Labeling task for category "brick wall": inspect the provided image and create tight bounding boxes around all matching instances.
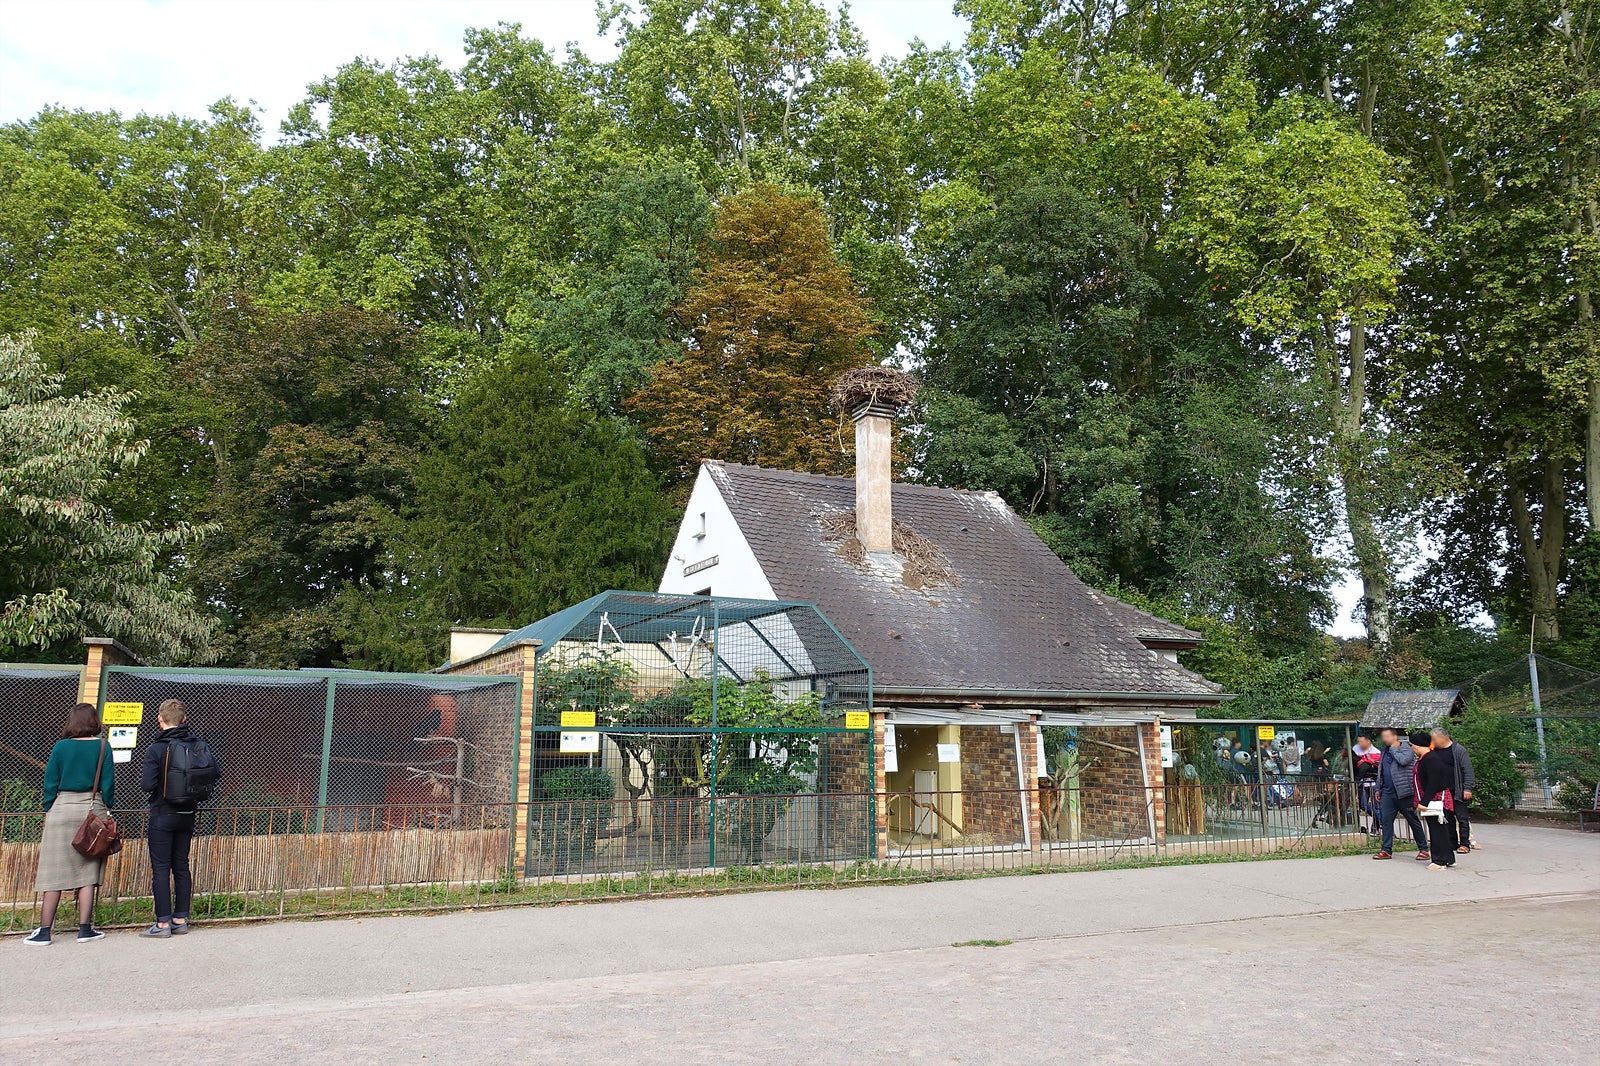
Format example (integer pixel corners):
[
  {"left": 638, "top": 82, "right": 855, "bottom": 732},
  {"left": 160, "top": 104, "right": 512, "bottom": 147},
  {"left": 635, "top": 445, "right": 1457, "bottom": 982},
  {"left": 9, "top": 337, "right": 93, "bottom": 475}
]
[
  {"left": 819, "top": 725, "right": 874, "bottom": 856},
  {"left": 1077, "top": 725, "right": 1149, "bottom": 839},
  {"left": 959, "top": 725, "right": 1024, "bottom": 844}
]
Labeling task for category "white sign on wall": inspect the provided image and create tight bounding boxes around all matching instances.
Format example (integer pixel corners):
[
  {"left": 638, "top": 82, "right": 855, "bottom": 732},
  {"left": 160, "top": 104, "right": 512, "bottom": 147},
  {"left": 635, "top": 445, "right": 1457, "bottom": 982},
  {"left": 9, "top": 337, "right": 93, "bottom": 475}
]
[
  {"left": 560, "top": 731, "right": 600, "bottom": 754},
  {"left": 883, "top": 723, "right": 898, "bottom": 773},
  {"left": 1036, "top": 729, "right": 1048, "bottom": 777},
  {"left": 108, "top": 726, "right": 139, "bottom": 750},
  {"left": 1159, "top": 725, "right": 1175, "bottom": 768},
  {"left": 937, "top": 743, "right": 960, "bottom": 764}
]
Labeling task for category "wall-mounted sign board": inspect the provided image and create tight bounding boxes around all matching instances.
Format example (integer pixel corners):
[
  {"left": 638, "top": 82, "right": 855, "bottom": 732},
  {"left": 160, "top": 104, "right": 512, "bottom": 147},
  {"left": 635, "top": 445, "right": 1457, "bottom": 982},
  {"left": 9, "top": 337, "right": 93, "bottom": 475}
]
[
  {"left": 683, "top": 555, "right": 719, "bottom": 577},
  {"left": 560, "top": 710, "right": 596, "bottom": 728},
  {"left": 844, "top": 711, "right": 870, "bottom": 730},
  {"left": 109, "top": 726, "right": 138, "bottom": 750},
  {"left": 102, "top": 702, "right": 143, "bottom": 725},
  {"left": 560, "top": 731, "right": 600, "bottom": 754},
  {"left": 937, "top": 743, "right": 960, "bottom": 764}
]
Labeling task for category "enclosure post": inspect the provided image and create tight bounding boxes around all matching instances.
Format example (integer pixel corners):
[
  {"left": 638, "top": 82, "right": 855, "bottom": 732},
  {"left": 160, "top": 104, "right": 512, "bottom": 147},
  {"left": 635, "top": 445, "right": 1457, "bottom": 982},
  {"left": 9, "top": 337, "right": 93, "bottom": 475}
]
[
  {"left": 868, "top": 719, "right": 878, "bottom": 861},
  {"left": 1529, "top": 654, "right": 1553, "bottom": 807},
  {"left": 524, "top": 647, "right": 539, "bottom": 876},
  {"left": 508, "top": 673, "right": 523, "bottom": 878},
  {"left": 316, "top": 677, "right": 335, "bottom": 833},
  {"left": 1255, "top": 723, "right": 1269, "bottom": 837},
  {"left": 709, "top": 599, "right": 719, "bottom": 869}
]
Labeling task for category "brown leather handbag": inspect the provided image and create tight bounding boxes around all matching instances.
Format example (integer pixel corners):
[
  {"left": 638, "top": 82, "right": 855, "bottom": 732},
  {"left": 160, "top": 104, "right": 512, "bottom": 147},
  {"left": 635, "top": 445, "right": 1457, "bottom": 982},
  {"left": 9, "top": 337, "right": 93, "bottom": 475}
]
[{"left": 71, "top": 740, "right": 123, "bottom": 859}]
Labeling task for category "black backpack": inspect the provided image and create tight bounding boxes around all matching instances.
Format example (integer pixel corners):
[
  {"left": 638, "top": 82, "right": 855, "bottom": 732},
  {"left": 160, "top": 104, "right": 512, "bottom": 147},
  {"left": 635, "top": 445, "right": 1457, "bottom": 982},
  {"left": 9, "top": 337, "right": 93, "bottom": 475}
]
[{"left": 163, "top": 737, "right": 220, "bottom": 807}]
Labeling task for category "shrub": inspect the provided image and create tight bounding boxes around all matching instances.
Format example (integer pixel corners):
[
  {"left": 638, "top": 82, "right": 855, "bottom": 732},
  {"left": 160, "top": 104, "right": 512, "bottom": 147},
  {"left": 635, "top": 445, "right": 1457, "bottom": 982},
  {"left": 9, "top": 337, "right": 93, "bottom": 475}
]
[
  {"left": 1449, "top": 704, "right": 1527, "bottom": 816},
  {"left": 1545, "top": 717, "right": 1600, "bottom": 813},
  {"left": 717, "top": 769, "right": 802, "bottom": 863},
  {"left": 538, "top": 767, "right": 616, "bottom": 872}
]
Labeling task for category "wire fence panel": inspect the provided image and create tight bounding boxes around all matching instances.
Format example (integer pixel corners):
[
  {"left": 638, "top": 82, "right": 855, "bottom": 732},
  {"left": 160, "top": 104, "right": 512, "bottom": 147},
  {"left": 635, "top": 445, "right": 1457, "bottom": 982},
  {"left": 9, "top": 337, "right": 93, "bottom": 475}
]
[
  {"left": 0, "top": 665, "right": 84, "bottom": 825},
  {"left": 525, "top": 595, "right": 875, "bottom": 874},
  {"left": 99, "top": 667, "right": 522, "bottom": 827}
]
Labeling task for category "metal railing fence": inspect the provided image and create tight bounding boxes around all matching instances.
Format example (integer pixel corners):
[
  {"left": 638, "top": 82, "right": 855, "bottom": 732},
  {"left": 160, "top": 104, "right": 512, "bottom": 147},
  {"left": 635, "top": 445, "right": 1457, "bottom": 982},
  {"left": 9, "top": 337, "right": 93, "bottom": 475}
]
[{"left": 0, "top": 782, "right": 1365, "bottom": 933}]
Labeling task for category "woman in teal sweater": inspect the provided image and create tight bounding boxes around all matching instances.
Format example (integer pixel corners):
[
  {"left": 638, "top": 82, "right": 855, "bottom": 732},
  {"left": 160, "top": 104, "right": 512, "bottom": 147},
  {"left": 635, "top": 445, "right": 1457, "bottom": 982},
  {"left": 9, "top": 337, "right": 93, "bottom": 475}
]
[{"left": 24, "top": 703, "right": 115, "bottom": 945}]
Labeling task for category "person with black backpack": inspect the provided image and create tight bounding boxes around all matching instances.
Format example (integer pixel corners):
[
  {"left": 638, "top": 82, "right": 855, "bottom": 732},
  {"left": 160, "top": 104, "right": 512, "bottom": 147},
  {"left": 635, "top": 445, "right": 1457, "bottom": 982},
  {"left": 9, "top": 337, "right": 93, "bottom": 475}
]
[{"left": 138, "top": 699, "right": 219, "bottom": 939}]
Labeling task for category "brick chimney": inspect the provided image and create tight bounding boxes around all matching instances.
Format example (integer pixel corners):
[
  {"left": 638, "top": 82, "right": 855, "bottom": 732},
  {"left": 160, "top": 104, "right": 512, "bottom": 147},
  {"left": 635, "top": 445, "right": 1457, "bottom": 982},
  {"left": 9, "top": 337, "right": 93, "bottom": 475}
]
[{"left": 852, "top": 400, "right": 897, "bottom": 553}]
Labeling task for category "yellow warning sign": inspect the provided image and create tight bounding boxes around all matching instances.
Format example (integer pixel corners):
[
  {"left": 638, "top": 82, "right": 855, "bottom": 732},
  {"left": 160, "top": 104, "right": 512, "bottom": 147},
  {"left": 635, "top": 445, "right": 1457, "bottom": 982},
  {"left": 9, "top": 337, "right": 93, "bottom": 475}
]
[
  {"left": 1257, "top": 725, "right": 1276, "bottom": 741},
  {"left": 102, "top": 702, "right": 144, "bottom": 725},
  {"left": 844, "top": 711, "right": 871, "bottom": 731},
  {"left": 560, "top": 710, "right": 596, "bottom": 728}
]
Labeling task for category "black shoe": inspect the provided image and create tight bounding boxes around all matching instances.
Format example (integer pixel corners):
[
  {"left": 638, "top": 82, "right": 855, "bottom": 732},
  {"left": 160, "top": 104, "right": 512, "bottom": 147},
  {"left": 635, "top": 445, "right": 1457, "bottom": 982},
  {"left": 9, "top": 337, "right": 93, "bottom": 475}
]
[
  {"left": 139, "top": 924, "right": 172, "bottom": 939},
  {"left": 170, "top": 921, "right": 190, "bottom": 935},
  {"left": 22, "top": 928, "right": 51, "bottom": 946},
  {"left": 76, "top": 927, "right": 105, "bottom": 943}
]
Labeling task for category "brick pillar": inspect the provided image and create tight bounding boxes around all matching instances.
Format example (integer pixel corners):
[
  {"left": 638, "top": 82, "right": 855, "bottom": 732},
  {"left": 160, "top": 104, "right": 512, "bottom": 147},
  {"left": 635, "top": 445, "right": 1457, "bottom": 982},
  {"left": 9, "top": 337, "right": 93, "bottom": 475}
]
[
  {"left": 81, "top": 637, "right": 142, "bottom": 705},
  {"left": 1015, "top": 719, "right": 1044, "bottom": 851},
  {"left": 1137, "top": 720, "right": 1167, "bottom": 844},
  {"left": 440, "top": 639, "right": 541, "bottom": 872},
  {"left": 872, "top": 712, "right": 889, "bottom": 859}
]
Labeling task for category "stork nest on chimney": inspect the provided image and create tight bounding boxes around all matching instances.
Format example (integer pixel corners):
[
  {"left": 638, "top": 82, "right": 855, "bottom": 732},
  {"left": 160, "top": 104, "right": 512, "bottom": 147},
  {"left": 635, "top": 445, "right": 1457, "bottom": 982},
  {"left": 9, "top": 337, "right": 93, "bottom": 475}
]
[
  {"left": 819, "top": 511, "right": 958, "bottom": 591},
  {"left": 830, "top": 366, "right": 920, "bottom": 414}
]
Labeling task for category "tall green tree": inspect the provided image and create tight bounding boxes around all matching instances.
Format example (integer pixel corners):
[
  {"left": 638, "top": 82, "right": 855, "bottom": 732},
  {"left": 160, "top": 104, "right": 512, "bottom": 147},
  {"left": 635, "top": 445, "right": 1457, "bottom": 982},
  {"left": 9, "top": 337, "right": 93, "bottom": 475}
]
[
  {"left": 407, "top": 351, "right": 675, "bottom": 629},
  {"left": 532, "top": 165, "right": 711, "bottom": 412},
  {"left": 188, "top": 302, "right": 431, "bottom": 666},
  {"left": 919, "top": 173, "right": 1331, "bottom": 644},
  {"left": 0, "top": 333, "right": 216, "bottom": 661},
  {"left": 1176, "top": 98, "right": 1421, "bottom": 646}
]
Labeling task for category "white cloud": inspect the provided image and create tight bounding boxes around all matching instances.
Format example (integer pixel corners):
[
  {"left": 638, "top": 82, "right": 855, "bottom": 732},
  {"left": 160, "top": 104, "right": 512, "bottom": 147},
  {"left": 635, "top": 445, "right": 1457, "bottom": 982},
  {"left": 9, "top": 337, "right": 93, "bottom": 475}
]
[{"left": 0, "top": 0, "right": 970, "bottom": 132}]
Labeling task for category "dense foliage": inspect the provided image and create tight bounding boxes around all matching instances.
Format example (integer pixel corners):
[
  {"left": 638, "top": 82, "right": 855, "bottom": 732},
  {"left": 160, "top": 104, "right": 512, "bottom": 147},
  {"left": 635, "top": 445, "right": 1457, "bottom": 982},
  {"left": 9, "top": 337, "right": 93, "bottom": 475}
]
[{"left": 3, "top": 1, "right": 1597, "bottom": 700}]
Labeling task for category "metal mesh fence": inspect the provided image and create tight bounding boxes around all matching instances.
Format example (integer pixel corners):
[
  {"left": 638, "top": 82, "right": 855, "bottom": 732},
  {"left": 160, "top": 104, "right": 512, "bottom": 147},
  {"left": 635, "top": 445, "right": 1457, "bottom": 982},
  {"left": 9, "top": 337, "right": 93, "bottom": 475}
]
[
  {"left": 0, "top": 665, "right": 85, "bottom": 833},
  {"left": 1457, "top": 655, "right": 1600, "bottom": 809},
  {"left": 1165, "top": 720, "right": 1359, "bottom": 839},
  {"left": 524, "top": 594, "right": 874, "bottom": 873},
  {"left": 99, "top": 667, "right": 522, "bottom": 830}
]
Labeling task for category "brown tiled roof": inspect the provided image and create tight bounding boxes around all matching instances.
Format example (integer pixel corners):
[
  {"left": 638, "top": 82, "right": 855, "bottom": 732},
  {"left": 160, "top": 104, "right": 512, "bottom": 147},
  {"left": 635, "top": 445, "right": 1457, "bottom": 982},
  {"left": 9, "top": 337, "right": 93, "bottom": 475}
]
[{"left": 706, "top": 462, "right": 1222, "bottom": 703}]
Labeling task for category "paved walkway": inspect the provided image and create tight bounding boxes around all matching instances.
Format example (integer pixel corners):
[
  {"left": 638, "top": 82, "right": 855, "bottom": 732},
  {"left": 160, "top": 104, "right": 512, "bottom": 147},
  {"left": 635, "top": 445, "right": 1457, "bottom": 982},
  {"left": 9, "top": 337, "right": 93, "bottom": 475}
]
[{"left": 2, "top": 822, "right": 1596, "bottom": 1063}]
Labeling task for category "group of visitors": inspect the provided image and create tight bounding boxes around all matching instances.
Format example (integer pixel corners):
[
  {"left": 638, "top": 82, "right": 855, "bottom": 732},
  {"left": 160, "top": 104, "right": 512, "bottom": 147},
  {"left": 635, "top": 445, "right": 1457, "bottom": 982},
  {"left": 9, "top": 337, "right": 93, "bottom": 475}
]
[
  {"left": 22, "top": 699, "right": 217, "bottom": 945},
  {"left": 1370, "top": 725, "right": 1480, "bottom": 870}
]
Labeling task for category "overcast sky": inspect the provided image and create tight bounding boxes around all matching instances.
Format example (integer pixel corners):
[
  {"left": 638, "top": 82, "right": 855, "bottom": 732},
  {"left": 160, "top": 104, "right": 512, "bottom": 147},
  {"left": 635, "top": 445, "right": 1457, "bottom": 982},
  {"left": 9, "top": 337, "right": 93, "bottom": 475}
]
[{"left": 0, "top": 0, "right": 971, "bottom": 132}]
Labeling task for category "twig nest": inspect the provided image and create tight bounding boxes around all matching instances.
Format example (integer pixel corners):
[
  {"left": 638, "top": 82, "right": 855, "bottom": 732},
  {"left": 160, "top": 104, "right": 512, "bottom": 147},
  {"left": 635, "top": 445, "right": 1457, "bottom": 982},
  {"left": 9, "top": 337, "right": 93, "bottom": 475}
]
[{"left": 830, "top": 366, "right": 919, "bottom": 415}]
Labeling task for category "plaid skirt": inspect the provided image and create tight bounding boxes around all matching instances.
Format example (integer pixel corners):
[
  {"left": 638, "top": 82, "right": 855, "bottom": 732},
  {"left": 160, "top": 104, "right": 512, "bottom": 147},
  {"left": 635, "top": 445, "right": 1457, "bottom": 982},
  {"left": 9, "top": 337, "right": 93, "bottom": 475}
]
[{"left": 35, "top": 791, "right": 107, "bottom": 892}]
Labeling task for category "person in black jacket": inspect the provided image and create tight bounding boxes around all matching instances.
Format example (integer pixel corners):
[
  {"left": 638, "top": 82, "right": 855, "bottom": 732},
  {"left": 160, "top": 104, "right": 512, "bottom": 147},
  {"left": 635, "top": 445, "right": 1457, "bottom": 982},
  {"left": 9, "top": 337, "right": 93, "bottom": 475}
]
[
  {"left": 1432, "top": 727, "right": 1479, "bottom": 853},
  {"left": 1412, "top": 731, "right": 1459, "bottom": 869},
  {"left": 139, "top": 700, "right": 202, "bottom": 938}
]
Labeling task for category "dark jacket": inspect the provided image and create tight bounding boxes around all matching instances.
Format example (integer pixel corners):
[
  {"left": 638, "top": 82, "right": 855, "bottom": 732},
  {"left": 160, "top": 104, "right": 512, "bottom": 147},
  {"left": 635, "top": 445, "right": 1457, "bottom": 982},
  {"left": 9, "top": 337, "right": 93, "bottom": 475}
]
[
  {"left": 141, "top": 724, "right": 203, "bottom": 831},
  {"left": 1416, "top": 745, "right": 1457, "bottom": 804},
  {"left": 1447, "top": 742, "right": 1475, "bottom": 800},
  {"left": 1380, "top": 742, "right": 1417, "bottom": 801}
]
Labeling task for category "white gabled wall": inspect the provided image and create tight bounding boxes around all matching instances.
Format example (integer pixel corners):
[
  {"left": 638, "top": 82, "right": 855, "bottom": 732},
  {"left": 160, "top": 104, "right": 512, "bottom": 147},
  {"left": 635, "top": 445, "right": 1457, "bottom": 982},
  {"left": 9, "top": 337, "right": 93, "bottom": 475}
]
[{"left": 657, "top": 464, "right": 777, "bottom": 600}]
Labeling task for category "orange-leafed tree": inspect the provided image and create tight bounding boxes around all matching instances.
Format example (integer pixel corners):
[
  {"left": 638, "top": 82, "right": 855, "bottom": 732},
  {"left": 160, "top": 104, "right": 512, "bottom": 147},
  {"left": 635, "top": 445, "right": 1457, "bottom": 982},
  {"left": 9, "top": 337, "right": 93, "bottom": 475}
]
[{"left": 630, "top": 183, "right": 874, "bottom": 483}]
